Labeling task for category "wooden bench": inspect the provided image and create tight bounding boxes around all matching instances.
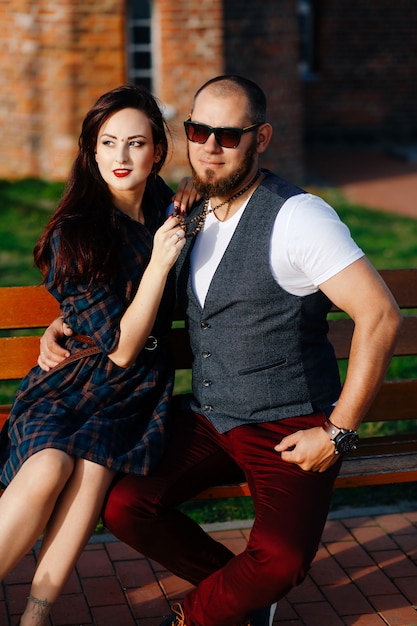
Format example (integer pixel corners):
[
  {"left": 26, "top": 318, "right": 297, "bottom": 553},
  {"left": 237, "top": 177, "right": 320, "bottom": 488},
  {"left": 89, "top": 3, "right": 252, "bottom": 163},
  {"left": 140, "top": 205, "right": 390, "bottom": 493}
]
[{"left": 1, "top": 269, "right": 417, "bottom": 497}]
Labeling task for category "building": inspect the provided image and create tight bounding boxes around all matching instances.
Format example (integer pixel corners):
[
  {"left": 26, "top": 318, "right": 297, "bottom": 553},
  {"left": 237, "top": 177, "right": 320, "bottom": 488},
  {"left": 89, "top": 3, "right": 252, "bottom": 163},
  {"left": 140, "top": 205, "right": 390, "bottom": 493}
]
[{"left": 1, "top": 1, "right": 416, "bottom": 184}]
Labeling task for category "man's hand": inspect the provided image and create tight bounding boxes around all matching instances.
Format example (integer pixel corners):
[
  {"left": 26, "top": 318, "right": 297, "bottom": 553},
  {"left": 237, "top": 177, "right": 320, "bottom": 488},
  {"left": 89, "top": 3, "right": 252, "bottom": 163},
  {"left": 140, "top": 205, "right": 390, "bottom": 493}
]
[
  {"left": 275, "top": 426, "right": 338, "bottom": 472},
  {"left": 38, "top": 317, "right": 73, "bottom": 371}
]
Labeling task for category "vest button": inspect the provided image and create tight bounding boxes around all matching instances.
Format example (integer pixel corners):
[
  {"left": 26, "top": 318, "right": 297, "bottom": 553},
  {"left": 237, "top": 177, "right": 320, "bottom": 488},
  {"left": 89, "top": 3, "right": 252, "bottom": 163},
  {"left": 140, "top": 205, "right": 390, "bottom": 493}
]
[
  {"left": 201, "top": 322, "right": 211, "bottom": 329},
  {"left": 202, "top": 379, "right": 211, "bottom": 387},
  {"left": 203, "top": 404, "right": 213, "bottom": 412},
  {"left": 202, "top": 351, "right": 211, "bottom": 358}
]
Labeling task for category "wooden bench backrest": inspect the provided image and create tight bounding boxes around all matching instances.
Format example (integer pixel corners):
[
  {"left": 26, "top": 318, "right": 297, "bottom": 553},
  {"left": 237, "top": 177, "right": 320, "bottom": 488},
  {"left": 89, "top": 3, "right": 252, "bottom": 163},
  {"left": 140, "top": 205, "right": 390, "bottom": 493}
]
[
  {"left": 1, "top": 269, "right": 417, "bottom": 428},
  {"left": 0, "top": 287, "right": 60, "bottom": 379}
]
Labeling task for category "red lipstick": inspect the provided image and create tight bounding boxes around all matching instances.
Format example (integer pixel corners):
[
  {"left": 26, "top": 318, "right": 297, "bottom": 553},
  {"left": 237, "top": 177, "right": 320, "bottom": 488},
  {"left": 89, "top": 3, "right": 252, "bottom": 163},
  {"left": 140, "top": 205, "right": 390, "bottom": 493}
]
[{"left": 113, "top": 169, "right": 130, "bottom": 178}]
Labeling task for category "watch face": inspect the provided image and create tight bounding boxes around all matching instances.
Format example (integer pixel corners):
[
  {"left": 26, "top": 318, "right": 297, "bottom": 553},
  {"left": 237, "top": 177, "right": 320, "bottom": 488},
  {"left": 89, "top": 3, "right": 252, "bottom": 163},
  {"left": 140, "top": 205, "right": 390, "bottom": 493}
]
[{"left": 335, "top": 431, "right": 359, "bottom": 454}]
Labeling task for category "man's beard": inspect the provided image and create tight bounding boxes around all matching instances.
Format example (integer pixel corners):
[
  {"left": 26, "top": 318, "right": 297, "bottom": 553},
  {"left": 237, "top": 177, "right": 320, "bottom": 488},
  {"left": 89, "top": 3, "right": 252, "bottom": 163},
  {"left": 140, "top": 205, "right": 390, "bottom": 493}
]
[{"left": 188, "top": 139, "right": 258, "bottom": 198}]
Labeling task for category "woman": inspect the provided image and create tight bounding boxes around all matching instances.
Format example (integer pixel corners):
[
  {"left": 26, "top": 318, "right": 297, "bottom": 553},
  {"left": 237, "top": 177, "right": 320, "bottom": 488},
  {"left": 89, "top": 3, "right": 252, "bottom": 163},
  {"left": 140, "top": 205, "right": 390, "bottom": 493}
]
[{"left": 0, "top": 84, "right": 187, "bottom": 626}]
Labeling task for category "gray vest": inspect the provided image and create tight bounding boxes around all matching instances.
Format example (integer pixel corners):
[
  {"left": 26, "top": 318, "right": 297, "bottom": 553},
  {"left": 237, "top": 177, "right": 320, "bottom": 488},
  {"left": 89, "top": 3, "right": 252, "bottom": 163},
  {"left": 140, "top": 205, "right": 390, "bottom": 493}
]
[{"left": 176, "top": 171, "right": 341, "bottom": 433}]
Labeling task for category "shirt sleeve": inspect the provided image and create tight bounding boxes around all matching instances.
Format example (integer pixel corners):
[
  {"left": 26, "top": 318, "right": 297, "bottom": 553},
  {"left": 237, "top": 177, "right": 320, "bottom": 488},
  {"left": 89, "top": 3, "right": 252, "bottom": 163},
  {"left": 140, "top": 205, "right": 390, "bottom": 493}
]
[
  {"left": 59, "top": 282, "right": 124, "bottom": 354},
  {"left": 270, "top": 193, "right": 365, "bottom": 296}
]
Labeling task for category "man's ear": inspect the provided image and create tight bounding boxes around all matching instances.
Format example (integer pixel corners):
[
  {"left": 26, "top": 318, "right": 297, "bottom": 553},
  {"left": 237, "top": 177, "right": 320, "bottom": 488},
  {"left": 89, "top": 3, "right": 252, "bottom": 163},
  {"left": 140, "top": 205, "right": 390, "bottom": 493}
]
[{"left": 255, "top": 123, "right": 273, "bottom": 154}]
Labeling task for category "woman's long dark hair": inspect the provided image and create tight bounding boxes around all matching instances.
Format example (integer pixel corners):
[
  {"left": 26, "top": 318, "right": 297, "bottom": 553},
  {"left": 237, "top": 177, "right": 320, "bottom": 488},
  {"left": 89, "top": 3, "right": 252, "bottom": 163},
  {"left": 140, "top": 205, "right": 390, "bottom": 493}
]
[{"left": 34, "top": 84, "right": 169, "bottom": 288}]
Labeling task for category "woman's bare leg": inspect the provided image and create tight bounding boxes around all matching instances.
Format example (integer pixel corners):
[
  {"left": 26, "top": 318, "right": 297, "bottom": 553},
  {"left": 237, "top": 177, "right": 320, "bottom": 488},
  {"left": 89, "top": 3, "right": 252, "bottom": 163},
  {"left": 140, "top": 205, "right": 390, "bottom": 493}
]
[
  {"left": 20, "top": 458, "right": 116, "bottom": 626},
  {"left": 0, "top": 449, "right": 74, "bottom": 578}
]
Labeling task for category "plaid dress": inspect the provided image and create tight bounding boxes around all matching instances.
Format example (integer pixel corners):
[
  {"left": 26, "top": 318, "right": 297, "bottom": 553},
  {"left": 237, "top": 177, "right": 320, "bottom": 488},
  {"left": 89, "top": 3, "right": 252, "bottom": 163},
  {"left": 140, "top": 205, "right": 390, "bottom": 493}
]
[{"left": 0, "top": 178, "right": 175, "bottom": 487}]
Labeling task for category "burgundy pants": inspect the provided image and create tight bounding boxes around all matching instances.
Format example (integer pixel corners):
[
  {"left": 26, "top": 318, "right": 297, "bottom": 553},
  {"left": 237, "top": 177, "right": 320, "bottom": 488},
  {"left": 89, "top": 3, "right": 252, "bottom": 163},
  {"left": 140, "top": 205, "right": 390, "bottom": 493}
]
[{"left": 103, "top": 405, "right": 341, "bottom": 626}]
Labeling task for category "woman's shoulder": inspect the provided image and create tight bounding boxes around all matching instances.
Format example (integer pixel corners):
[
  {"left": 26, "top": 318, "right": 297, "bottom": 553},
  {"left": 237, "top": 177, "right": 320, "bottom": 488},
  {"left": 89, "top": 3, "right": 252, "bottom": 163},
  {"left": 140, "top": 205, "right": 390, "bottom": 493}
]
[{"left": 148, "top": 175, "right": 174, "bottom": 204}]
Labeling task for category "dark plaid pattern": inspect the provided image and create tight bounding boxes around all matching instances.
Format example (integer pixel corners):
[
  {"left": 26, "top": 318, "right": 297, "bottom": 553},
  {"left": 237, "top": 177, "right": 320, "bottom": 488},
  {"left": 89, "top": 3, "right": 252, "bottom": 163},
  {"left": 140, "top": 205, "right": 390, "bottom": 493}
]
[{"left": 0, "top": 179, "right": 176, "bottom": 486}]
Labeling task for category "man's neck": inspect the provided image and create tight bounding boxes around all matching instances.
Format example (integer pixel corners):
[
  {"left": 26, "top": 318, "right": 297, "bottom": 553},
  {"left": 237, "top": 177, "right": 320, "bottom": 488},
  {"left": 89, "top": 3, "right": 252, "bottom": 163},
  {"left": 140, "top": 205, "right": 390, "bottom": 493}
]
[{"left": 210, "top": 169, "right": 264, "bottom": 222}]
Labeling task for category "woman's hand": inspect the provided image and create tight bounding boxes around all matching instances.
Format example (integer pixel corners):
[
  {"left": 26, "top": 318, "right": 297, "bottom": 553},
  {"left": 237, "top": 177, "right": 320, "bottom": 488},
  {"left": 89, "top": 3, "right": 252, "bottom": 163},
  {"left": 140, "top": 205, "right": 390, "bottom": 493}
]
[
  {"left": 150, "top": 214, "right": 186, "bottom": 272},
  {"left": 172, "top": 177, "right": 201, "bottom": 216}
]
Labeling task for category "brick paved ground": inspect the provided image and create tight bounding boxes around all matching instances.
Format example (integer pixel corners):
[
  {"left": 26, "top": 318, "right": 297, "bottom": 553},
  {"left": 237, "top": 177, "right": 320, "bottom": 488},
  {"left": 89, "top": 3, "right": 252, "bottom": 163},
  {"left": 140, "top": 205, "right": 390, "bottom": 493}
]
[{"left": 2, "top": 508, "right": 417, "bottom": 626}]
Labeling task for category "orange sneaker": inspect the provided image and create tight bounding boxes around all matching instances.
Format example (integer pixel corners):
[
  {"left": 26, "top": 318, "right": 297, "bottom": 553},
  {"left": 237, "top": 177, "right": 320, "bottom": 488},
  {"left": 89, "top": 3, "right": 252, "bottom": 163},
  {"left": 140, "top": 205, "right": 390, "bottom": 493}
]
[{"left": 160, "top": 602, "right": 187, "bottom": 626}]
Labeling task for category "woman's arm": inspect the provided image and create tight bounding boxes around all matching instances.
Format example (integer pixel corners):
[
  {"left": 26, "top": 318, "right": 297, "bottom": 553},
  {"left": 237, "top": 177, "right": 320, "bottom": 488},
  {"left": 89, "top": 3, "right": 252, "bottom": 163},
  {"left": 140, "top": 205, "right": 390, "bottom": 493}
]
[
  {"left": 38, "top": 215, "right": 185, "bottom": 371},
  {"left": 108, "top": 215, "right": 184, "bottom": 367}
]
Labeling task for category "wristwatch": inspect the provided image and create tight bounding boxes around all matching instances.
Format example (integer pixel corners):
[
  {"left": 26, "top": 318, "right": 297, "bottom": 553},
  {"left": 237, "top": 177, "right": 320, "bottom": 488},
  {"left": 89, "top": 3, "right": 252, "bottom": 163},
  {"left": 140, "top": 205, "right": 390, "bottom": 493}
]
[{"left": 322, "top": 419, "right": 359, "bottom": 455}]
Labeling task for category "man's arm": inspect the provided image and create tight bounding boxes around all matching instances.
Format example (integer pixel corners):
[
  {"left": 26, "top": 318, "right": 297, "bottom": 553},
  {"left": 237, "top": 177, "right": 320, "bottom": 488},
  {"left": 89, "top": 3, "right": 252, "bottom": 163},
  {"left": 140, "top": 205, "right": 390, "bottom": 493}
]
[
  {"left": 275, "top": 257, "right": 402, "bottom": 472},
  {"left": 38, "top": 317, "right": 73, "bottom": 371}
]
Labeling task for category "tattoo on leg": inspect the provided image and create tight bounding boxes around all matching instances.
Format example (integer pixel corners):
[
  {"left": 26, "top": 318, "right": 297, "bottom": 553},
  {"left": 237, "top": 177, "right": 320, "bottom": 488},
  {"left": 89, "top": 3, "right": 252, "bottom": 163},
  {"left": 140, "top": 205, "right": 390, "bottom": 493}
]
[{"left": 26, "top": 594, "right": 54, "bottom": 625}]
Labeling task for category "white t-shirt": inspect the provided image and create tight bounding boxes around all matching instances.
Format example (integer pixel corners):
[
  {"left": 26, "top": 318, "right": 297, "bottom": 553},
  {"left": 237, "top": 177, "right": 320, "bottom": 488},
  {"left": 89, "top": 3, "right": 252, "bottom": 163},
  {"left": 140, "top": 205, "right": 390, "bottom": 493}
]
[{"left": 191, "top": 192, "right": 364, "bottom": 307}]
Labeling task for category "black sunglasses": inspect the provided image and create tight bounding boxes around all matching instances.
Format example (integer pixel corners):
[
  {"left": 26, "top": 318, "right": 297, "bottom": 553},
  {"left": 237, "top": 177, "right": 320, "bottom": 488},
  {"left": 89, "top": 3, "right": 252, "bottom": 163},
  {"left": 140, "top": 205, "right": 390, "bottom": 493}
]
[{"left": 184, "top": 119, "right": 262, "bottom": 149}]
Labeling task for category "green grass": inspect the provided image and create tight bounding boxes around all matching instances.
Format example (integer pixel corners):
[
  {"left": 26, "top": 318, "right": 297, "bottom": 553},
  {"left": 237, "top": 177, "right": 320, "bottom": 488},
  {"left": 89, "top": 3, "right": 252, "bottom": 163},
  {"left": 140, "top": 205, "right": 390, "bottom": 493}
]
[
  {"left": 0, "top": 179, "right": 65, "bottom": 286},
  {"left": 2, "top": 179, "right": 417, "bottom": 285},
  {"left": 1, "top": 179, "right": 417, "bottom": 523}
]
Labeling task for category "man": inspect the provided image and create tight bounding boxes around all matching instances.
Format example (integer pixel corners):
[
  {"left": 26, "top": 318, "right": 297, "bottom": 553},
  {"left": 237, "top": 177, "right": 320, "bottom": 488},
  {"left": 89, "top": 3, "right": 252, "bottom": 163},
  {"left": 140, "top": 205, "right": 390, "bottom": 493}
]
[{"left": 40, "top": 76, "right": 401, "bottom": 626}]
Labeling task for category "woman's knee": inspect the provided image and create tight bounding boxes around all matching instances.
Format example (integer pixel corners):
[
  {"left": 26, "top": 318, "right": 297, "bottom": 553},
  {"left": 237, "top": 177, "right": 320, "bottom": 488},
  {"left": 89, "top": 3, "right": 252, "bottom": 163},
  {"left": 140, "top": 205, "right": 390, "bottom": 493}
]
[
  {"left": 21, "top": 449, "right": 74, "bottom": 496},
  {"left": 73, "top": 457, "right": 115, "bottom": 493}
]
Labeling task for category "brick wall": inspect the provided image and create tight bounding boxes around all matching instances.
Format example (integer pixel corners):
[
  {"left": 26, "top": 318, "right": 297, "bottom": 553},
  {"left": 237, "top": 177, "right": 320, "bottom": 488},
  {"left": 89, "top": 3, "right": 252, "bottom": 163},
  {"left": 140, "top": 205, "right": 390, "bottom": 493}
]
[
  {"left": 4, "top": 1, "right": 414, "bottom": 184},
  {"left": 0, "top": 0, "right": 125, "bottom": 181},
  {"left": 222, "top": 0, "right": 303, "bottom": 183},
  {"left": 304, "top": 0, "right": 417, "bottom": 146},
  {"left": 155, "top": 0, "right": 225, "bottom": 182}
]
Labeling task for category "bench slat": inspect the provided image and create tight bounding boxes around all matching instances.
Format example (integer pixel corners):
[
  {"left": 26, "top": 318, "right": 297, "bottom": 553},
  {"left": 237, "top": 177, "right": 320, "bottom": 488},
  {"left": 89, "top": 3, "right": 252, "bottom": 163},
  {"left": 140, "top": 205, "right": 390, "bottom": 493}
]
[
  {"left": 336, "top": 460, "right": 417, "bottom": 488},
  {"left": 379, "top": 268, "right": 417, "bottom": 307},
  {"left": 0, "top": 337, "right": 42, "bottom": 380},
  {"left": 0, "top": 286, "right": 59, "bottom": 329},
  {"left": 365, "top": 379, "right": 417, "bottom": 422}
]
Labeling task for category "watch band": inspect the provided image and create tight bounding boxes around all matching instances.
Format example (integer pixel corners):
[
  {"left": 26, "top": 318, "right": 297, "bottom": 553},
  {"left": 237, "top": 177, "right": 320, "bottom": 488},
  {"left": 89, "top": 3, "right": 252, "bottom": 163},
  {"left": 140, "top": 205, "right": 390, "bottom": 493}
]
[{"left": 322, "top": 419, "right": 349, "bottom": 439}]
